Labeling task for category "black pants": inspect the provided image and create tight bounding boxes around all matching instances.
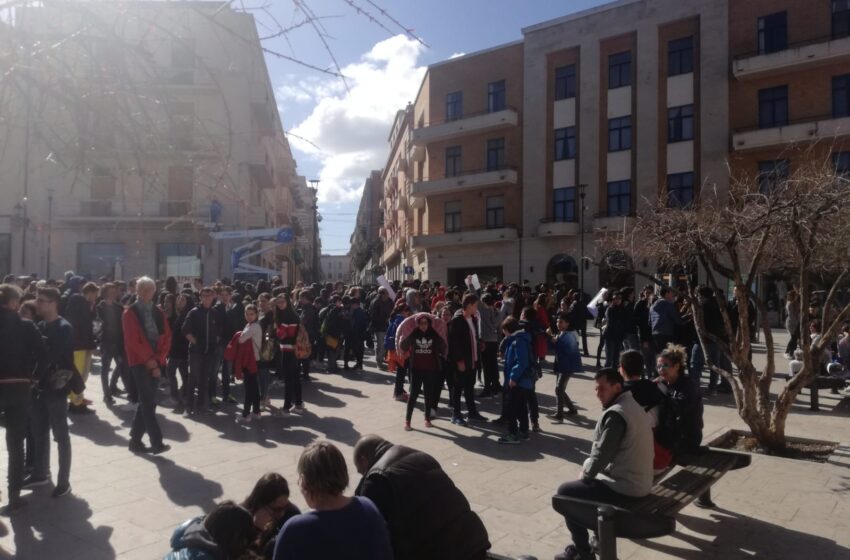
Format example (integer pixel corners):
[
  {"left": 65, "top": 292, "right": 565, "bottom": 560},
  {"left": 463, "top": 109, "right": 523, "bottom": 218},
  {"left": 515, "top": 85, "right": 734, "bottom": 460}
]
[
  {"left": 129, "top": 366, "right": 164, "bottom": 448},
  {"left": 451, "top": 367, "right": 478, "bottom": 419},
  {"left": 243, "top": 374, "right": 260, "bottom": 416},
  {"left": 481, "top": 341, "right": 500, "bottom": 392},
  {"left": 554, "top": 373, "right": 576, "bottom": 414},
  {"left": 406, "top": 369, "right": 436, "bottom": 422},
  {"left": 281, "top": 352, "right": 302, "bottom": 409},
  {"left": 577, "top": 326, "right": 589, "bottom": 356},
  {"left": 785, "top": 331, "right": 800, "bottom": 356},
  {"left": 345, "top": 337, "right": 364, "bottom": 367},
  {"left": 394, "top": 363, "right": 408, "bottom": 397},
  {"left": 556, "top": 479, "right": 638, "bottom": 555},
  {"left": 188, "top": 352, "right": 216, "bottom": 412},
  {"left": 299, "top": 358, "right": 310, "bottom": 378},
  {"left": 432, "top": 367, "right": 447, "bottom": 409},
  {"left": 166, "top": 357, "right": 189, "bottom": 406},
  {"left": 505, "top": 385, "right": 529, "bottom": 435},
  {"left": 100, "top": 346, "right": 129, "bottom": 399},
  {"left": 0, "top": 384, "right": 31, "bottom": 501},
  {"left": 526, "top": 385, "right": 539, "bottom": 423}
]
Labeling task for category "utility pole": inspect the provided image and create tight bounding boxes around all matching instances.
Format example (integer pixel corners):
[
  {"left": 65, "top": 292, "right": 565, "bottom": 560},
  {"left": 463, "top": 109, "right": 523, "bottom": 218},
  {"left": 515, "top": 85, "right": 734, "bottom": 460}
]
[
  {"left": 308, "top": 179, "right": 320, "bottom": 283},
  {"left": 578, "top": 183, "right": 587, "bottom": 297}
]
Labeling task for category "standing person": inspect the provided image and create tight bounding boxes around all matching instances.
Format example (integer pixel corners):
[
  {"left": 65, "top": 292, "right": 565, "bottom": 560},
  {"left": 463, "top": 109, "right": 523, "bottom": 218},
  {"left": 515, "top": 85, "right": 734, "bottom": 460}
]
[
  {"left": 237, "top": 305, "right": 263, "bottom": 424},
  {"left": 122, "top": 277, "right": 172, "bottom": 454},
  {"left": 784, "top": 289, "right": 801, "bottom": 359},
  {"left": 321, "top": 296, "right": 346, "bottom": 373},
  {"left": 296, "top": 292, "right": 319, "bottom": 381},
  {"left": 273, "top": 441, "right": 393, "bottom": 560},
  {"left": 345, "top": 298, "right": 368, "bottom": 371},
  {"left": 385, "top": 303, "right": 411, "bottom": 402},
  {"left": 448, "top": 294, "right": 487, "bottom": 426},
  {"left": 649, "top": 286, "right": 683, "bottom": 364},
  {"left": 567, "top": 292, "right": 590, "bottom": 357},
  {"left": 211, "top": 287, "right": 241, "bottom": 406},
  {"left": 477, "top": 293, "right": 502, "bottom": 398},
  {"left": 26, "top": 287, "right": 72, "bottom": 498},
  {"left": 0, "top": 284, "right": 46, "bottom": 513},
  {"left": 257, "top": 293, "right": 276, "bottom": 409},
  {"left": 690, "top": 286, "right": 732, "bottom": 396},
  {"left": 547, "top": 313, "right": 582, "bottom": 423},
  {"left": 633, "top": 285, "right": 656, "bottom": 377},
  {"left": 65, "top": 281, "right": 98, "bottom": 414},
  {"left": 496, "top": 317, "right": 534, "bottom": 444},
  {"left": 166, "top": 293, "right": 193, "bottom": 414},
  {"left": 399, "top": 315, "right": 445, "bottom": 430},
  {"left": 369, "top": 288, "right": 393, "bottom": 371},
  {"left": 603, "top": 291, "right": 631, "bottom": 369},
  {"left": 274, "top": 295, "right": 303, "bottom": 413},
  {"left": 554, "top": 368, "right": 654, "bottom": 560},
  {"left": 96, "top": 282, "right": 129, "bottom": 405},
  {"left": 183, "top": 287, "right": 220, "bottom": 415}
]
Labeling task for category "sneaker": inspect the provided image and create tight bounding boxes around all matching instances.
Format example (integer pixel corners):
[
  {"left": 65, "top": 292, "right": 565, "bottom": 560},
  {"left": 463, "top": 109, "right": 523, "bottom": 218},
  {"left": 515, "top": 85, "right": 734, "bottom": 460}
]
[
  {"left": 555, "top": 544, "right": 593, "bottom": 560},
  {"left": 451, "top": 417, "right": 468, "bottom": 427},
  {"left": 531, "top": 422, "right": 541, "bottom": 433},
  {"left": 21, "top": 475, "right": 50, "bottom": 490},
  {"left": 404, "top": 422, "right": 412, "bottom": 431},
  {"left": 128, "top": 440, "right": 149, "bottom": 454},
  {"left": 424, "top": 419, "right": 433, "bottom": 428},
  {"left": 498, "top": 433, "right": 521, "bottom": 444},
  {"left": 51, "top": 483, "right": 71, "bottom": 498},
  {"left": 236, "top": 415, "right": 251, "bottom": 424},
  {"left": 225, "top": 395, "right": 238, "bottom": 404},
  {"left": 467, "top": 413, "right": 488, "bottom": 423},
  {"left": 211, "top": 397, "right": 222, "bottom": 405},
  {"left": 394, "top": 394, "right": 409, "bottom": 403},
  {"left": 0, "top": 498, "right": 27, "bottom": 516},
  {"left": 68, "top": 404, "right": 94, "bottom": 415},
  {"left": 150, "top": 444, "right": 171, "bottom": 455},
  {"left": 547, "top": 413, "right": 564, "bottom": 423},
  {"left": 293, "top": 404, "right": 305, "bottom": 413}
]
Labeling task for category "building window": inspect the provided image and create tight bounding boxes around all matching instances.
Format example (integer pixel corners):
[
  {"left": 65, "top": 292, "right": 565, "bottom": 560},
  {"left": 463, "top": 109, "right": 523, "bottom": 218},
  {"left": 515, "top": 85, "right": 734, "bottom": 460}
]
[
  {"left": 608, "top": 51, "right": 631, "bottom": 89},
  {"left": 554, "top": 127, "right": 577, "bottom": 160},
  {"left": 445, "top": 146, "right": 462, "bottom": 177},
  {"left": 486, "top": 196, "right": 505, "bottom": 229},
  {"left": 668, "top": 105, "right": 694, "bottom": 142},
  {"left": 758, "top": 160, "right": 790, "bottom": 194},
  {"left": 833, "top": 74, "right": 850, "bottom": 118},
  {"left": 667, "top": 172, "right": 695, "bottom": 208},
  {"left": 607, "top": 180, "right": 631, "bottom": 216},
  {"left": 446, "top": 91, "right": 463, "bottom": 121},
  {"left": 444, "top": 201, "right": 462, "bottom": 233},
  {"left": 488, "top": 80, "right": 506, "bottom": 112},
  {"left": 555, "top": 65, "right": 576, "bottom": 100},
  {"left": 758, "top": 12, "right": 788, "bottom": 54},
  {"left": 553, "top": 187, "right": 577, "bottom": 222},
  {"left": 608, "top": 116, "right": 632, "bottom": 152},
  {"left": 668, "top": 36, "right": 694, "bottom": 77},
  {"left": 158, "top": 243, "right": 201, "bottom": 280},
  {"left": 834, "top": 0, "right": 850, "bottom": 39},
  {"left": 78, "top": 243, "right": 125, "bottom": 280},
  {"left": 758, "top": 86, "right": 788, "bottom": 128},
  {"left": 834, "top": 151, "right": 850, "bottom": 176},
  {"left": 486, "top": 138, "right": 505, "bottom": 171}
]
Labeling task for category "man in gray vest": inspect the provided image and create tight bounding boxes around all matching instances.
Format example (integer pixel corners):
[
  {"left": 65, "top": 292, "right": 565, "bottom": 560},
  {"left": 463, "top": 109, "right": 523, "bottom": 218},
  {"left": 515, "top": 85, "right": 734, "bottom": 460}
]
[{"left": 555, "top": 368, "right": 654, "bottom": 560}]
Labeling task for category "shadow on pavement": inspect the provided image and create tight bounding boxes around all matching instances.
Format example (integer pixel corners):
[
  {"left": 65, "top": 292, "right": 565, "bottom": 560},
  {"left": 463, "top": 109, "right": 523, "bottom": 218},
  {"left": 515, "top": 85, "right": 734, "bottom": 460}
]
[{"left": 141, "top": 454, "right": 223, "bottom": 512}]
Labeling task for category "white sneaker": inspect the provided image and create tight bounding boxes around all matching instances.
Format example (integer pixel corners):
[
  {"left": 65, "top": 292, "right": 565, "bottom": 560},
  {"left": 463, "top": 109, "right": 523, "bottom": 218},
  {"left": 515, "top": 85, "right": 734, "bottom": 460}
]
[{"left": 236, "top": 415, "right": 251, "bottom": 424}]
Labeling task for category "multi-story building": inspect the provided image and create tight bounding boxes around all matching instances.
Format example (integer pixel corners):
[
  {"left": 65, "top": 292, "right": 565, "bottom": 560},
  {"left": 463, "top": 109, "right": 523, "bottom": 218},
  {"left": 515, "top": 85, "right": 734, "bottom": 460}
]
[
  {"left": 350, "top": 170, "right": 384, "bottom": 285},
  {"left": 320, "top": 254, "right": 351, "bottom": 283},
  {"left": 388, "top": 43, "right": 525, "bottom": 286},
  {"left": 0, "top": 1, "right": 298, "bottom": 281}
]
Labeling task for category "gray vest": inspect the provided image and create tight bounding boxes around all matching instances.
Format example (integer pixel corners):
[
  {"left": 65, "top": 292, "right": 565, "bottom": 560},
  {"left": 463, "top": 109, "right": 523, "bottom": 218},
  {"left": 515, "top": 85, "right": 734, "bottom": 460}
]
[{"left": 589, "top": 391, "right": 654, "bottom": 497}]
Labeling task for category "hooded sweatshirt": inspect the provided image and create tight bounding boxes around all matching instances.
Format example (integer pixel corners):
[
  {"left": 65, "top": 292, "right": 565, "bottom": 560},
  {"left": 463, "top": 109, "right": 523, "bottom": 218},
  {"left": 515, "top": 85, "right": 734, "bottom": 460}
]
[{"left": 163, "top": 517, "right": 223, "bottom": 560}]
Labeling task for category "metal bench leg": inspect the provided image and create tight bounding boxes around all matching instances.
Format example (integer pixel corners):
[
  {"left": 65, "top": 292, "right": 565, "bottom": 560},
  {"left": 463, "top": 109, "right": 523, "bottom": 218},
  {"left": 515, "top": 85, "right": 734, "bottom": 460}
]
[
  {"left": 597, "top": 506, "right": 617, "bottom": 560},
  {"left": 695, "top": 487, "right": 717, "bottom": 509},
  {"left": 810, "top": 386, "right": 819, "bottom": 411}
]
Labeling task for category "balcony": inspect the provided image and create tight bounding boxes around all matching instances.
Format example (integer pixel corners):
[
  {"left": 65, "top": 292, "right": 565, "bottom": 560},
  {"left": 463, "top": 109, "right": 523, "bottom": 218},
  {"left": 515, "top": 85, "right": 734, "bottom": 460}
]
[
  {"left": 56, "top": 199, "right": 211, "bottom": 224},
  {"left": 393, "top": 195, "right": 408, "bottom": 211},
  {"left": 411, "top": 226, "right": 518, "bottom": 249},
  {"left": 536, "top": 219, "right": 580, "bottom": 238},
  {"left": 410, "top": 167, "right": 518, "bottom": 206},
  {"left": 733, "top": 35, "right": 850, "bottom": 81},
  {"left": 411, "top": 108, "right": 519, "bottom": 146},
  {"left": 382, "top": 236, "right": 402, "bottom": 263},
  {"left": 732, "top": 114, "right": 850, "bottom": 152}
]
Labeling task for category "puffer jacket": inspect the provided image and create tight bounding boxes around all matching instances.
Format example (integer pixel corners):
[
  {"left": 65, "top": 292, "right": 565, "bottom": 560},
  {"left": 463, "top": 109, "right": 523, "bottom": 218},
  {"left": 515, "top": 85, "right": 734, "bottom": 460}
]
[
  {"left": 384, "top": 314, "right": 405, "bottom": 351},
  {"left": 163, "top": 517, "right": 223, "bottom": 560},
  {"left": 503, "top": 330, "right": 534, "bottom": 390}
]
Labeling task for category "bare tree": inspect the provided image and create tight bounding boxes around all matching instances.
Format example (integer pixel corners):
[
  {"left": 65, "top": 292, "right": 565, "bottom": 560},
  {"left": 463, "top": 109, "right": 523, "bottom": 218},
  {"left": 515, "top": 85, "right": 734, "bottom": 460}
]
[{"left": 600, "top": 145, "right": 850, "bottom": 451}]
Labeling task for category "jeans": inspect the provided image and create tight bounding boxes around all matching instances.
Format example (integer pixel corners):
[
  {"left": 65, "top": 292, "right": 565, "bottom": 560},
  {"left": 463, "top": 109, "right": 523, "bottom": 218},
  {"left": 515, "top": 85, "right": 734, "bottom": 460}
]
[
  {"left": 129, "top": 365, "right": 164, "bottom": 447},
  {"left": 100, "top": 346, "right": 129, "bottom": 399},
  {"left": 785, "top": 330, "right": 800, "bottom": 356},
  {"left": 209, "top": 346, "right": 231, "bottom": 400},
  {"left": 406, "top": 369, "right": 436, "bottom": 422},
  {"left": 374, "top": 331, "right": 387, "bottom": 367},
  {"left": 556, "top": 479, "right": 638, "bottom": 555},
  {"left": 326, "top": 345, "right": 340, "bottom": 372},
  {"left": 188, "top": 353, "right": 216, "bottom": 412},
  {"left": 505, "top": 385, "right": 529, "bottom": 435},
  {"left": 32, "top": 390, "right": 71, "bottom": 487},
  {"left": 481, "top": 341, "right": 500, "bottom": 392},
  {"left": 243, "top": 374, "right": 260, "bottom": 416},
  {"left": 0, "top": 384, "right": 31, "bottom": 500},
  {"left": 258, "top": 368, "right": 271, "bottom": 400},
  {"left": 554, "top": 373, "right": 576, "bottom": 415},
  {"left": 451, "top": 367, "right": 479, "bottom": 418},
  {"left": 280, "top": 352, "right": 302, "bottom": 409},
  {"left": 166, "top": 357, "right": 189, "bottom": 405},
  {"left": 604, "top": 337, "right": 624, "bottom": 369},
  {"left": 527, "top": 383, "right": 539, "bottom": 423},
  {"left": 640, "top": 340, "right": 656, "bottom": 378},
  {"left": 690, "top": 341, "right": 732, "bottom": 391}
]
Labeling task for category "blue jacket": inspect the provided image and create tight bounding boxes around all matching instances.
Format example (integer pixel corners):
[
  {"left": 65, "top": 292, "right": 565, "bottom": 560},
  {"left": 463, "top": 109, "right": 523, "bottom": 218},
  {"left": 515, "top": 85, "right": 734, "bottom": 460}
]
[
  {"left": 550, "top": 331, "right": 583, "bottom": 376},
  {"left": 163, "top": 517, "right": 221, "bottom": 560},
  {"left": 650, "top": 298, "right": 682, "bottom": 337},
  {"left": 384, "top": 314, "right": 405, "bottom": 351},
  {"left": 503, "top": 331, "right": 534, "bottom": 390}
]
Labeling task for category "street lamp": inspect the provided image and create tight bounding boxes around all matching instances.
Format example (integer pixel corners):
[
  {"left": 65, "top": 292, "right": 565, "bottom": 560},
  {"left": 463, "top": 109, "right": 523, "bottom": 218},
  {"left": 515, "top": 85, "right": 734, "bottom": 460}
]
[
  {"left": 308, "top": 179, "right": 320, "bottom": 283},
  {"left": 578, "top": 184, "right": 587, "bottom": 297}
]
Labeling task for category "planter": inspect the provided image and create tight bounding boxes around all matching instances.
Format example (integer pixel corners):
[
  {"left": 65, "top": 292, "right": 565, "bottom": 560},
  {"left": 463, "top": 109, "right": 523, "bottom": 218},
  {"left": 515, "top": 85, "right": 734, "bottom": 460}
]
[{"left": 708, "top": 428, "right": 839, "bottom": 463}]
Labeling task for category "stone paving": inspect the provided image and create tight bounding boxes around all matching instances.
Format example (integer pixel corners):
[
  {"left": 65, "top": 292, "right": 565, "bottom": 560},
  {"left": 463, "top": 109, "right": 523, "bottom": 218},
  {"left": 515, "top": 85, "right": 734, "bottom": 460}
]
[{"left": 0, "top": 330, "right": 848, "bottom": 559}]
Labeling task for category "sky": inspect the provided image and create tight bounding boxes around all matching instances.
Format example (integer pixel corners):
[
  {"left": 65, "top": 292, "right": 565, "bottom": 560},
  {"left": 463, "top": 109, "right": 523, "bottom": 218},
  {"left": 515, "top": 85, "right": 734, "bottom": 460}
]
[{"left": 256, "top": 0, "right": 611, "bottom": 255}]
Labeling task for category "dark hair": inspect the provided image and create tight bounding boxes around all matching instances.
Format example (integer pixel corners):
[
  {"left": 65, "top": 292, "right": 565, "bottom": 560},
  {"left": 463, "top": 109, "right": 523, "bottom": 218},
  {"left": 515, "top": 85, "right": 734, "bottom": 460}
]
[
  {"left": 659, "top": 286, "right": 674, "bottom": 297},
  {"left": 297, "top": 441, "right": 349, "bottom": 498},
  {"left": 521, "top": 306, "right": 537, "bottom": 322},
  {"left": 242, "top": 473, "right": 291, "bottom": 514},
  {"left": 556, "top": 312, "right": 571, "bottom": 326},
  {"left": 481, "top": 293, "right": 494, "bottom": 305},
  {"left": 82, "top": 282, "right": 99, "bottom": 295},
  {"left": 203, "top": 501, "right": 255, "bottom": 559},
  {"left": 19, "top": 301, "right": 37, "bottom": 318},
  {"left": 594, "top": 367, "right": 624, "bottom": 386},
  {"left": 392, "top": 301, "right": 409, "bottom": 315},
  {"left": 501, "top": 316, "right": 520, "bottom": 334},
  {"left": 200, "top": 287, "right": 215, "bottom": 295},
  {"left": 37, "top": 287, "right": 61, "bottom": 304},
  {"left": 461, "top": 293, "right": 479, "bottom": 308},
  {"left": 619, "top": 349, "right": 644, "bottom": 378},
  {"left": 0, "top": 283, "right": 23, "bottom": 306}
]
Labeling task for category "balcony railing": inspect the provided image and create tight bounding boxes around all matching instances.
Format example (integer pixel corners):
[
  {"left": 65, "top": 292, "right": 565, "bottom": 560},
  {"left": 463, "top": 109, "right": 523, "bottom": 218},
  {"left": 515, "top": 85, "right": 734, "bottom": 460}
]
[
  {"left": 411, "top": 166, "right": 518, "bottom": 201},
  {"left": 410, "top": 224, "right": 518, "bottom": 249},
  {"left": 411, "top": 107, "right": 519, "bottom": 145},
  {"left": 732, "top": 113, "right": 850, "bottom": 151},
  {"left": 733, "top": 33, "right": 850, "bottom": 80},
  {"left": 56, "top": 199, "right": 214, "bottom": 223}
]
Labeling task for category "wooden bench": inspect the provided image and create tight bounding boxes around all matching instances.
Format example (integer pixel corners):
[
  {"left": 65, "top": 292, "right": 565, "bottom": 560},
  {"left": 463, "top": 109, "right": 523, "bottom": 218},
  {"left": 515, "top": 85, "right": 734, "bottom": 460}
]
[
  {"left": 779, "top": 374, "right": 846, "bottom": 411},
  {"left": 551, "top": 447, "right": 751, "bottom": 560},
  {"left": 486, "top": 553, "right": 537, "bottom": 560}
]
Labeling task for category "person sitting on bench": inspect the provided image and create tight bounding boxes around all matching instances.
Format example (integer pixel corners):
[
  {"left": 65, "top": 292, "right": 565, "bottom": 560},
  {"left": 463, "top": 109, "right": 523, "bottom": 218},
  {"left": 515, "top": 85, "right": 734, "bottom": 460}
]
[
  {"left": 655, "top": 344, "right": 704, "bottom": 464},
  {"left": 555, "top": 368, "right": 653, "bottom": 560},
  {"left": 619, "top": 349, "right": 672, "bottom": 474}
]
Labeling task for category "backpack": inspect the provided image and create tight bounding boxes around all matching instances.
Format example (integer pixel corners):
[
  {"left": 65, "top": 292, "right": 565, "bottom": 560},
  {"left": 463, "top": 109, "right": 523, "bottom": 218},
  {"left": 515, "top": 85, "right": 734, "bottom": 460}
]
[{"left": 295, "top": 325, "right": 312, "bottom": 360}]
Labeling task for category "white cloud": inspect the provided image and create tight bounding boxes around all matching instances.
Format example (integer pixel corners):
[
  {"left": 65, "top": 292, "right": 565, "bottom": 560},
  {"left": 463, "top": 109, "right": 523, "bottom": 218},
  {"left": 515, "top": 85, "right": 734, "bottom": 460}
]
[{"left": 278, "top": 35, "right": 427, "bottom": 204}]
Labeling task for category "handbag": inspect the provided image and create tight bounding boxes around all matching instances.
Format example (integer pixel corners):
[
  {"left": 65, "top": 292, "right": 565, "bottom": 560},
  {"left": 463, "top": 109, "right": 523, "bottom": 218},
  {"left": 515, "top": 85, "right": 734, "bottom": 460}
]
[
  {"left": 295, "top": 326, "right": 312, "bottom": 360},
  {"left": 324, "top": 334, "right": 340, "bottom": 350}
]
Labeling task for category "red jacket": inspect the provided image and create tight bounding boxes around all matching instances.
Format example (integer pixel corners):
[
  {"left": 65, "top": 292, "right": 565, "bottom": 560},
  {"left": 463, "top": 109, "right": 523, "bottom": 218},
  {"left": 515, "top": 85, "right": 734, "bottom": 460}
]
[
  {"left": 224, "top": 332, "right": 257, "bottom": 379},
  {"left": 122, "top": 303, "right": 172, "bottom": 368}
]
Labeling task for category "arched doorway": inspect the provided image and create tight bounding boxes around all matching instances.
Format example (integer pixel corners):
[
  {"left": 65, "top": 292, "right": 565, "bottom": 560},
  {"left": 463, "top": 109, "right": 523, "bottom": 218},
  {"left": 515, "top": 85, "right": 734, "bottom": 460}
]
[
  {"left": 546, "top": 254, "right": 579, "bottom": 288},
  {"left": 598, "top": 250, "right": 635, "bottom": 291}
]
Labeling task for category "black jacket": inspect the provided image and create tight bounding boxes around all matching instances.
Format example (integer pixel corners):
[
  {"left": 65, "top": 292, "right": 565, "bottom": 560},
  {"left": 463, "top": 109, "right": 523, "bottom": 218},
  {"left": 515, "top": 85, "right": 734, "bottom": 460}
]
[
  {"left": 182, "top": 305, "right": 221, "bottom": 355},
  {"left": 97, "top": 300, "right": 125, "bottom": 351},
  {"left": 0, "top": 308, "right": 45, "bottom": 382},
  {"left": 656, "top": 375, "right": 704, "bottom": 459},
  {"left": 633, "top": 298, "right": 653, "bottom": 343},
  {"left": 168, "top": 301, "right": 194, "bottom": 359},
  {"left": 355, "top": 442, "right": 490, "bottom": 560},
  {"left": 65, "top": 294, "right": 96, "bottom": 351},
  {"left": 369, "top": 296, "right": 394, "bottom": 332},
  {"left": 214, "top": 301, "right": 245, "bottom": 344},
  {"left": 448, "top": 311, "right": 477, "bottom": 372}
]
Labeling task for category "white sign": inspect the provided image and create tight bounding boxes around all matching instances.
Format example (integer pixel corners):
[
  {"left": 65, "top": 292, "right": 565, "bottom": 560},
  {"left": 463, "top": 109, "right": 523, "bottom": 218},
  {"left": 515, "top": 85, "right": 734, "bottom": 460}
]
[
  {"left": 587, "top": 288, "right": 608, "bottom": 319},
  {"left": 470, "top": 274, "right": 481, "bottom": 291},
  {"left": 377, "top": 275, "right": 396, "bottom": 300}
]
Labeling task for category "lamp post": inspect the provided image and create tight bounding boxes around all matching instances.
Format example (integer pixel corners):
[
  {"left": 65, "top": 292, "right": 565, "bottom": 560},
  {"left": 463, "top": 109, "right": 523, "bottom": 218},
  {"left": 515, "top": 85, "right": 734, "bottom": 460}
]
[
  {"left": 46, "top": 188, "right": 54, "bottom": 278},
  {"left": 308, "top": 179, "right": 320, "bottom": 283},
  {"left": 578, "top": 183, "right": 587, "bottom": 297}
]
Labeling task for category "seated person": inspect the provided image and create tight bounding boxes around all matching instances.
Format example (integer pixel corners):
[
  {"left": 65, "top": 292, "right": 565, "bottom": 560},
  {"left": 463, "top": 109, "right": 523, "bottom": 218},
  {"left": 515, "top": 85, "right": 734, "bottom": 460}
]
[
  {"left": 164, "top": 501, "right": 256, "bottom": 560},
  {"left": 243, "top": 473, "right": 301, "bottom": 559},
  {"left": 352, "top": 435, "right": 491, "bottom": 560},
  {"left": 555, "top": 368, "right": 654, "bottom": 560},
  {"left": 655, "top": 344, "right": 704, "bottom": 463},
  {"left": 619, "top": 349, "right": 671, "bottom": 473},
  {"left": 273, "top": 441, "right": 392, "bottom": 560}
]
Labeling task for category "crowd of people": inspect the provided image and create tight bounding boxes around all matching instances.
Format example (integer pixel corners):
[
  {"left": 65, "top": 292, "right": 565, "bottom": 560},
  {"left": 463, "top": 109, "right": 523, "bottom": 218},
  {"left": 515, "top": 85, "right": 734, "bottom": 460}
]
[{"left": 1, "top": 268, "right": 844, "bottom": 559}]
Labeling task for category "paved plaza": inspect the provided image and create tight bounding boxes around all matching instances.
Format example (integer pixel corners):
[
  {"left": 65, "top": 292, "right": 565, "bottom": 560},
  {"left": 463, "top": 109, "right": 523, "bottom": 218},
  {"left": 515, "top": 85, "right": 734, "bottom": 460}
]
[{"left": 0, "top": 330, "right": 848, "bottom": 560}]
